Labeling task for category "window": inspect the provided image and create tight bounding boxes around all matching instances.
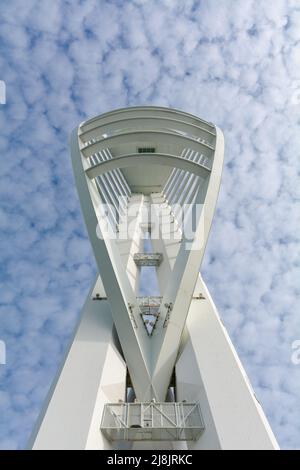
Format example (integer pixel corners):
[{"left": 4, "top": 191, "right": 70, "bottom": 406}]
[{"left": 137, "top": 147, "right": 156, "bottom": 153}]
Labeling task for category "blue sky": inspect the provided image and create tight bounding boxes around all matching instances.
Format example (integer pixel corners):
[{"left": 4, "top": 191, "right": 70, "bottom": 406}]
[{"left": 0, "top": 0, "right": 300, "bottom": 449}]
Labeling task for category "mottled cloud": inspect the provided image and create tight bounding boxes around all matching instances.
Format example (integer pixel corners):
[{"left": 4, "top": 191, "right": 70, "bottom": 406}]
[{"left": 0, "top": 0, "right": 300, "bottom": 449}]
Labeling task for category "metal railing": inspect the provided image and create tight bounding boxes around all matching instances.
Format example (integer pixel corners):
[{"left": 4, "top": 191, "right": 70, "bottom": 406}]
[
  {"left": 101, "top": 402, "right": 204, "bottom": 441},
  {"left": 133, "top": 253, "right": 163, "bottom": 267},
  {"left": 137, "top": 296, "right": 162, "bottom": 336}
]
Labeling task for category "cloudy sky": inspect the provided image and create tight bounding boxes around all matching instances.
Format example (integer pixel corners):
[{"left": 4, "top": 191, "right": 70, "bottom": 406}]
[{"left": 0, "top": 0, "right": 300, "bottom": 450}]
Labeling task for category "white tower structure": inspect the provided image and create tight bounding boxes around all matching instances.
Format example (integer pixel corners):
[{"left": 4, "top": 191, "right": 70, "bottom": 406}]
[{"left": 29, "top": 106, "right": 278, "bottom": 450}]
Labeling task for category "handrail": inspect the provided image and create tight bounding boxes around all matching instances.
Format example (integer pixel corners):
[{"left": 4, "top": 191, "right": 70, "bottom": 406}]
[
  {"left": 85, "top": 152, "right": 211, "bottom": 180},
  {"left": 80, "top": 105, "right": 216, "bottom": 133},
  {"left": 79, "top": 115, "right": 216, "bottom": 144},
  {"left": 81, "top": 129, "right": 214, "bottom": 158}
]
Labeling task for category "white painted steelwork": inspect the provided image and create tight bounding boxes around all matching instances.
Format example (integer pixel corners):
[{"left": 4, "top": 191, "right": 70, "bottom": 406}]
[
  {"left": 133, "top": 253, "right": 163, "bottom": 267},
  {"left": 101, "top": 402, "right": 204, "bottom": 441},
  {"left": 29, "top": 106, "right": 279, "bottom": 450}
]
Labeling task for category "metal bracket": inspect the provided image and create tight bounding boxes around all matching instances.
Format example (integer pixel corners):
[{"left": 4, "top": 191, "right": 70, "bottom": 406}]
[
  {"left": 192, "top": 293, "right": 206, "bottom": 300},
  {"left": 128, "top": 303, "right": 138, "bottom": 329},
  {"left": 92, "top": 294, "right": 107, "bottom": 300},
  {"left": 163, "top": 302, "right": 173, "bottom": 328}
]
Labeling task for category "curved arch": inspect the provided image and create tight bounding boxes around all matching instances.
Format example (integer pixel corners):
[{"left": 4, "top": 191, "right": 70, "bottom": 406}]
[
  {"left": 85, "top": 152, "right": 211, "bottom": 180},
  {"left": 81, "top": 129, "right": 214, "bottom": 158},
  {"left": 80, "top": 105, "right": 216, "bottom": 134},
  {"left": 79, "top": 115, "right": 216, "bottom": 146}
]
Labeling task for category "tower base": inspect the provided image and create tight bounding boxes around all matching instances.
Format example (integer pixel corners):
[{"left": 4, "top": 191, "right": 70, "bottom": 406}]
[{"left": 29, "top": 276, "right": 278, "bottom": 450}]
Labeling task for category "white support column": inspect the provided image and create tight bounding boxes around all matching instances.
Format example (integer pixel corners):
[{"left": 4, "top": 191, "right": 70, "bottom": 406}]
[
  {"left": 29, "top": 277, "right": 127, "bottom": 450},
  {"left": 71, "top": 130, "right": 153, "bottom": 401},
  {"left": 117, "top": 194, "right": 144, "bottom": 294},
  {"left": 176, "top": 275, "right": 279, "bottom": 450},
  {"left": 150, "top": 129, "right": 224, "bottom": 400}
]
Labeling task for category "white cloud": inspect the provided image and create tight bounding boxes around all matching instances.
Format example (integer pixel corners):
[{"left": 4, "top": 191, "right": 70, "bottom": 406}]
[{"left": 0, "top": 0, "right": 300, "bottom": 449}]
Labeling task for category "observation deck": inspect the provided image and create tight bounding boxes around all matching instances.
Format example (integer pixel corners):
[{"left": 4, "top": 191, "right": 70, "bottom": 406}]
[{"left": 101, "top": 402, "right": 204, "bottom": 442}]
